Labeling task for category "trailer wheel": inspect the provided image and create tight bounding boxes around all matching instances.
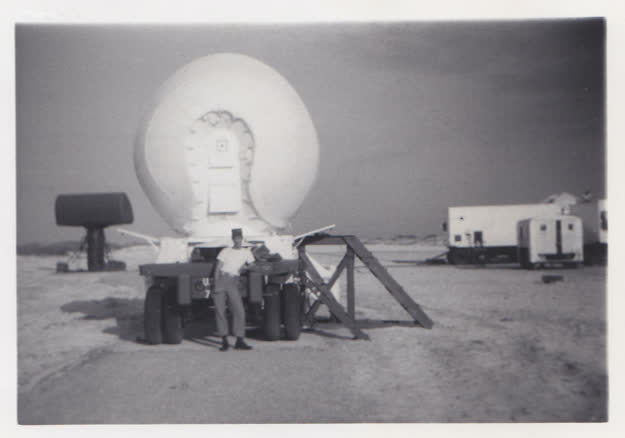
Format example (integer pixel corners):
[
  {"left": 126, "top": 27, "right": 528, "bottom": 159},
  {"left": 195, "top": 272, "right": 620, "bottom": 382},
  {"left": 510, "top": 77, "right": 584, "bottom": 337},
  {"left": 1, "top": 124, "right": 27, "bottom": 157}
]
[
  {"left": 282, "top": 283, "right": 302, "bottom": 341},
  {"left": 263, "top": 284, "right": 281, "bottom": 341},
  {"left": 162, "top": 289, "right": 184, "bottom": 344},
  {"left": 446, "top": 251, "right": 456, "bottom": 265},
  {"left": 144, "top": 287, "right": 164, "bottom": 345},
  {"left": 449, "top": 250, "right": 469, "bottom": 265},
  {"left": 248, "top": 302, "right": 263, "bottom": 327},
  {"left": 519, "top": 249, "right": 533, "bottom": 270}
]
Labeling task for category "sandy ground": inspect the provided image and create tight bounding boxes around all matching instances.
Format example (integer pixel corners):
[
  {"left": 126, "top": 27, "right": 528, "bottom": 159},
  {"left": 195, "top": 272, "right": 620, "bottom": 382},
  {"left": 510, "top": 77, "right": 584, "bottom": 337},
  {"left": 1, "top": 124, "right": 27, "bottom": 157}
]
[{"left": 17, "top": 243, "right": 606, "bottom": 423}]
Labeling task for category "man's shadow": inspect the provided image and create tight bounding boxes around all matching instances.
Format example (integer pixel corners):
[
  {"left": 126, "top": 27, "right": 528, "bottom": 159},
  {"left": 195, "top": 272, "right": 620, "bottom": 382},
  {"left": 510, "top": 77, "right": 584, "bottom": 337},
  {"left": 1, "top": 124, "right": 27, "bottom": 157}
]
[
  {"left": 61, "top": 297, "right": 144, "bottom": 342},
  {"left": 60, "top": 298, "right": 224, "bottom": 347}
]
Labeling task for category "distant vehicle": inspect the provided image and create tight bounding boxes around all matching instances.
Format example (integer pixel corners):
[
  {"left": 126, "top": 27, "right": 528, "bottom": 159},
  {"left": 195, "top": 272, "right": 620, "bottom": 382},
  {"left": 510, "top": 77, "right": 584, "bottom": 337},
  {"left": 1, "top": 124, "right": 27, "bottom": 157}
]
[
  {"left": 517, "top": 216, "right": 584, "bottom": 269},
  {"left": 445, "top": 203, "right": 563, "bottom": 264},
  {"left": 569, "top": 199, "right": 607, "bottom": 265}
]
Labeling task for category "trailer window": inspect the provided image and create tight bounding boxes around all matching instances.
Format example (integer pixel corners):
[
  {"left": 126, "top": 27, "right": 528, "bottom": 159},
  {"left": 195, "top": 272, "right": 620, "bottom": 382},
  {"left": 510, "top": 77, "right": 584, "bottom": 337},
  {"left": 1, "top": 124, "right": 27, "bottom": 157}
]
[
  {"left": 540, "top": 224, "right": 547, "bottom": 231},
  {"left": 454, "top": 234, "right": 461, "bottom": 242},
  {"left": 568, "top": 223, "right": 574, "bottom": 231}
]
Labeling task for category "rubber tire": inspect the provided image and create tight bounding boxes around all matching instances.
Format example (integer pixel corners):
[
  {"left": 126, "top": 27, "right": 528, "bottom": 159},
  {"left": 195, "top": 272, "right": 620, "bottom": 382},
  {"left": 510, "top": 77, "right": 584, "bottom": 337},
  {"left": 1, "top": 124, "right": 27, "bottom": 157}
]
[
  {"left": 474, "top": 252, "right": 487, "bottom": 265},
  {"left": 519, "top": 250, "right": 527, "bottom": 269},
  {"left": 446, "top": 250, "right": 456, "bottom": 265},
  {"left": 162, "top": 290, "right": 184, "bottom": 344},
  {"left": 282, "top": 283, "right": 302, "bottom": 341},
  {"left": 519, "top": 249, "right": 533, "bottom": 270},
  {"left": 263, "top": 284, "right": 281, "bottom": 341},
  {"left": 144, "top": 287, "right": 164, "bottom": 345},
  {"left": 248, "top": 302, "right": 263, "bottom": 327},
  {"left": 452, "top": 251, "right": 468, "bottom": 265}
]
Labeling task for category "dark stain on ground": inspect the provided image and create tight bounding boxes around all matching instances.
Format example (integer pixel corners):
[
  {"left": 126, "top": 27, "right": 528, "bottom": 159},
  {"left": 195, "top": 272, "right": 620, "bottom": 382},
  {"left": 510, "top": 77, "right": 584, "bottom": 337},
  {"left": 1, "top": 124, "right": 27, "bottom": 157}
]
[{"left": 61, "top": 297, "right": 144, "bottom": 320}]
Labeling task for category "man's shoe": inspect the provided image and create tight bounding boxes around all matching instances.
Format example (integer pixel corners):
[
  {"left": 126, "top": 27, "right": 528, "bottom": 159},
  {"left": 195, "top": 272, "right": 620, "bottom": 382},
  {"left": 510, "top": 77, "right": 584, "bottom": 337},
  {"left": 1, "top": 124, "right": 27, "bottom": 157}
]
[
  {"left": 219, "top": 341, "right": 229, "bottom": 352},
  {"left": 234, "top": 340, "right": 252, "bottom": 350}
]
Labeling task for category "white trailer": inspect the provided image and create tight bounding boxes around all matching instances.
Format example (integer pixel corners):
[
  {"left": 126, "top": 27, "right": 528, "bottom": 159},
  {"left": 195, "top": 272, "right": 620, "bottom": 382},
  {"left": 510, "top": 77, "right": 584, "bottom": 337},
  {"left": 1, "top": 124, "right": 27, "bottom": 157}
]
[
  {"left": 446, "top": 203, "right": 563, "bottom": 264},
  {"left": 569, "top": 199, "right": 607, "bottom": 264},
  {"left": 517, "top": 216, "right": 584, "bottom": 269}
]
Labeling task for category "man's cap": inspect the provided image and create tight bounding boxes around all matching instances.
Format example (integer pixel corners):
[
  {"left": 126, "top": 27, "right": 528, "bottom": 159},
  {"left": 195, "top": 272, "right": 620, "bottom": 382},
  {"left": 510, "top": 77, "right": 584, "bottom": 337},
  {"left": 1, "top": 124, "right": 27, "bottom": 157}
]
[{"left": 231, "top": 228, "right": 243, "bottom": 238}]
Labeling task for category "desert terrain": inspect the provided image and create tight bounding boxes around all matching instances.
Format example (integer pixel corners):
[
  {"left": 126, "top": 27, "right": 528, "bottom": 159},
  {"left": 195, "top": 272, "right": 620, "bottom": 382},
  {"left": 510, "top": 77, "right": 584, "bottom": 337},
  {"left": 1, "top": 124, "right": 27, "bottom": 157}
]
[{"left": 17, "top": 242, "right": 606, "bottom": 423}]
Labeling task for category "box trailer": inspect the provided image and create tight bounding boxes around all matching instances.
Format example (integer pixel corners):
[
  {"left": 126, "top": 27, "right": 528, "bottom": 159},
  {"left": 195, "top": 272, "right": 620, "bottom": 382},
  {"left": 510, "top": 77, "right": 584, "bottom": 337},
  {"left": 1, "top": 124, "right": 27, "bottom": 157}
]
[
  {"left": 569, "top": 199, "right": 607, "bottom": 265},
  {"left": 517, "top": 216, "right": 584, "bottom": 269},
  {"left": 446, "top": 203, "right": 563, "bottom": 264}
]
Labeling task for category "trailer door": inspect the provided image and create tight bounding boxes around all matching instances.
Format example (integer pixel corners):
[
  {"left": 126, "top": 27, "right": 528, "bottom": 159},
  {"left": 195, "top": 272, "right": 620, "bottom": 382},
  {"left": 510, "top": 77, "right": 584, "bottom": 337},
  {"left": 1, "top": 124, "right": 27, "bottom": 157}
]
[
  {"left": 530, "top": 219, "right": 557, "bottom": 262},
  {"left": 555, "top": 219, "right": 562, "bottom": 256},
  {"left": 473, "top": 231, "right": 483, "bottom": 247},
  {"left": 561, "top": 218, "right": 581, "bottom": 255}
]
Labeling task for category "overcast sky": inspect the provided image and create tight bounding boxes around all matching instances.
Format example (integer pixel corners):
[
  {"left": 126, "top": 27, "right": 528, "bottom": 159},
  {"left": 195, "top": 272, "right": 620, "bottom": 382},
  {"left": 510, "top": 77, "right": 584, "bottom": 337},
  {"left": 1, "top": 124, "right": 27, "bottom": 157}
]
[{"left": 15, "top": 20, "right": 605, "bottom": 244}]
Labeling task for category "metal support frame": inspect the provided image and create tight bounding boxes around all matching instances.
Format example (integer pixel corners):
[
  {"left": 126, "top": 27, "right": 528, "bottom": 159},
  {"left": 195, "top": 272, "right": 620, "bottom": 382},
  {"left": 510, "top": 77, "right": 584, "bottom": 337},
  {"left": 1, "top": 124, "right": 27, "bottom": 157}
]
[
  {"left": 300, "top": 252, "right": 369, "bottom": 340},
  {"left": 299, "top": 234, "right": 433, "bottom": 338},
  {"left": 302, "top": 248, "right": 350, "bottom": 325},
  {"left": 346, "top": 248, "right": 355, "bottom": 319}
]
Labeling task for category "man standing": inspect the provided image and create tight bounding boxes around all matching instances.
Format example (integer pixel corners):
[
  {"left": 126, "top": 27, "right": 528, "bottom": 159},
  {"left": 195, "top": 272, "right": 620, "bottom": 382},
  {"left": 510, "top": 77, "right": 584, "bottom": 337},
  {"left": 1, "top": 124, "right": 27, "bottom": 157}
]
[{"left": 213, "top": 228, "right": 255, "bottom": 351}]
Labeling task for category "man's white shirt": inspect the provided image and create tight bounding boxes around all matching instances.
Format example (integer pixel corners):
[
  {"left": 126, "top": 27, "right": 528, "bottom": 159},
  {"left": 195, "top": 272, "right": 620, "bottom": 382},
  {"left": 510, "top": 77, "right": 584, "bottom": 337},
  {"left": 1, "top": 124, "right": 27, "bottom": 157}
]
[{"left": 217, "top": 246, "right": 255, "bottom": 276}]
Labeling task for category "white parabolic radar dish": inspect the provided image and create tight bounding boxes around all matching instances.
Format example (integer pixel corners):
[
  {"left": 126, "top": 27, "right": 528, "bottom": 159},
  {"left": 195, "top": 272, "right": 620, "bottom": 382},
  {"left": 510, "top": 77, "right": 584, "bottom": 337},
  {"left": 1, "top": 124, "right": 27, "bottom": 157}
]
[{"left": 135, "top": 54, "right": 320, "bottom": 237}]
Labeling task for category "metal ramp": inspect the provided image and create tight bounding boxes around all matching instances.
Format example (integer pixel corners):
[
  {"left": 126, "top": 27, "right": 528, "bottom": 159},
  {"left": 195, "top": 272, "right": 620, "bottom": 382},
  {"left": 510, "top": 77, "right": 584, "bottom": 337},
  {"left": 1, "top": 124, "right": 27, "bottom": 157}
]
[{"left": 298, "top": 235, "right": 434, "bottom": 340}]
